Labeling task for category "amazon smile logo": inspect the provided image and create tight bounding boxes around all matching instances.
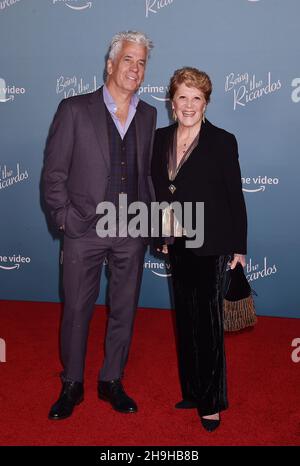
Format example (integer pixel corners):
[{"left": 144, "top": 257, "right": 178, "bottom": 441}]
[
  {"left": 52, "top": 0, "right": 92, "bottom": 11},
  {"left": 138, "top": 84, "right": 170, "bottom": 102},
  {"left": 242, "top": 175, "right": 279, "bottom": 193},
  {"left": 144, "top": 259, "right": 171, "bottom": 278},
  {"left": 0, "top": 254, "right": 31, "bottom": 271}
]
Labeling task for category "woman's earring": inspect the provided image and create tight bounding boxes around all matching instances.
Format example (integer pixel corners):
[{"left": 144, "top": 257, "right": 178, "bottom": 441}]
[
  {"left": 172, "top": 109, "right": 177, "bottom": 121},
  {"left": 202, "top": 107, "right": 206, "bottom": 123}
]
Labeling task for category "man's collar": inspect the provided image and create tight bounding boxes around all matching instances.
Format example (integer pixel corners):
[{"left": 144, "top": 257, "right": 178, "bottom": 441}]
[{"left": 103, "top": 84, "right": 139, "bottom": 112}]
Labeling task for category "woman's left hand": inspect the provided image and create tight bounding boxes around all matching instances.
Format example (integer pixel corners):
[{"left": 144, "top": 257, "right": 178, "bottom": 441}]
[{"left": 230, "top": 253, "right": 246, "bottom": 269}]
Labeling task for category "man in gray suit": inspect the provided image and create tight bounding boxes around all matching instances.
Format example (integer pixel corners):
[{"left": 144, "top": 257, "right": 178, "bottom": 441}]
[{"left": 43, "top": 31, "right": 156, "bottom": 420}]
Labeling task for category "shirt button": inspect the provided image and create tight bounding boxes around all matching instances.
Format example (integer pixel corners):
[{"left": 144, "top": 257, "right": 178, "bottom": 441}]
[
  {"left": 121, "top": 177, "right": 126, "bottom": 181},
  {"left": 121, "top": 161, "right": 125, "bottom": 165}
]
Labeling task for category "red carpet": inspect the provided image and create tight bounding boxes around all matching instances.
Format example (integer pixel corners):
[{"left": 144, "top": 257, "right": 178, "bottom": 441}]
[{"left": 0, "top": 300, "right": 300, "bottom": 446}]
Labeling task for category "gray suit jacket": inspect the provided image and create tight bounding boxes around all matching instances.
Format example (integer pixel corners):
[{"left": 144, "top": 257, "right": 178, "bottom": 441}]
[{"left": 43, "top": 87, "right": 157, "bottom": 238}]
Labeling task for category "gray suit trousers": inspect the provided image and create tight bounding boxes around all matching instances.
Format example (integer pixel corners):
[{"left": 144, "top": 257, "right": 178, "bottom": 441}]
[{"left": 60, "top": 227, "right": 146, "bottom": 383}]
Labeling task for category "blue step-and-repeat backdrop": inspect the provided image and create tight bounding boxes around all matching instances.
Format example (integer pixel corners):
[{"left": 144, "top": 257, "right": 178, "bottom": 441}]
[{"left": 0, "top": 0, "right": 299, "bottom": 317}]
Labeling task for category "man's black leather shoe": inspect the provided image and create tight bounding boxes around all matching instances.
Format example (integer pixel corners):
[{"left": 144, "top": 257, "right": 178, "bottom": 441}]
[
  {"left": 175, "top": 399, "right": 198, "bottom": 409},
  {"left": 98, "top": 379, "right": 137, "bottom": 413},
  {"left": 48, "top": 381, "right": 84, "bottom": 420}
]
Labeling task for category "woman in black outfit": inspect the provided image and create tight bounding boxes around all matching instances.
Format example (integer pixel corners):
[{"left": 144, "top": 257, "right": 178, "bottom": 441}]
[{"left": 151, "top": 67, "right": 247, "bottom": 432}]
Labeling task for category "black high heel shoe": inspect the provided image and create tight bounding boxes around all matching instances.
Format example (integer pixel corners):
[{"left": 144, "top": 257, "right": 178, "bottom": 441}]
[{"left": 200, "top": 416, "right": 220, "bottom": 432}]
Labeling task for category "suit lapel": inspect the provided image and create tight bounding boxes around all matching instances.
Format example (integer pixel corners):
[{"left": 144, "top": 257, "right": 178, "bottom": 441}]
[
  {"left": 162, "top": 124, "right": 176, "bottom": 178},
  {"left": 172, "top": 120, "right": 211, "bottom": 181},
  {"left": 189, "top": 119, "right": 212, "bottom": 164},
  {"left": 87, "top": 87, "right": 110, "bottom": 171},
  {"left": 135, "top": 102, "right": 147, "bottom": 175}
]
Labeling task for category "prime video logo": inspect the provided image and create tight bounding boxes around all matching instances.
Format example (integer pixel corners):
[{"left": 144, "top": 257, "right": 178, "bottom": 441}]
[
  {"left": 52, "top": 0, "right": 92, "bottom": 10},
  {"left": 0, "top": 78, "right": 25, "bottom": 103},
  {"left": 138, "top": 84, "right": 170, "bottom": 102},
  {"left": 0, "top": 254, "right": 31, "bottom": 270},
  {"left": 144, "top": 259, "right": 172, "bottom": 277},
  {"left": 242, "top": 175, "right": 279, "bottom": 193}
]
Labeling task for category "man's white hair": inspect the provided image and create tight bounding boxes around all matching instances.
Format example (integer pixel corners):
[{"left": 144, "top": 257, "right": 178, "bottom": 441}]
[{"left": 108, "top": 31, "right": 153, "bottom": 61}]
